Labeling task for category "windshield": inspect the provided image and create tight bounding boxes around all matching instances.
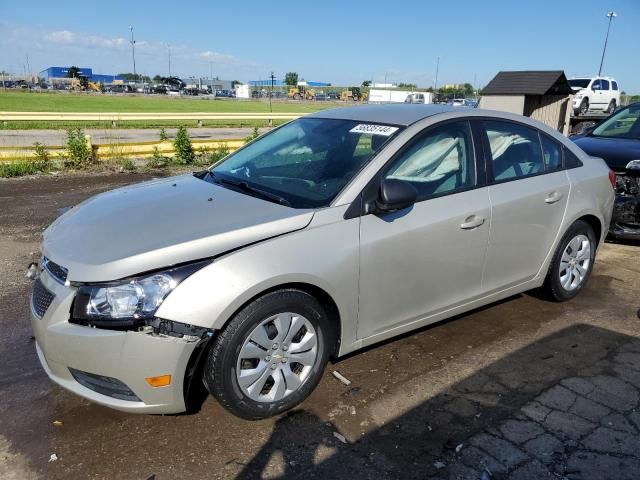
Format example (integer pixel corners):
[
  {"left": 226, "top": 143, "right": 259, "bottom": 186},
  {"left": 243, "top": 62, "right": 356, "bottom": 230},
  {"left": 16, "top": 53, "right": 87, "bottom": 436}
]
[
  {"left": 211, "top": 118, "right": 402, "bottom": 208},
  {"left": 591, "top": 104, "right": 640, "bottom": 139},
  {"left": 569, "top": 79, "right": 591, "bottom": 89}
]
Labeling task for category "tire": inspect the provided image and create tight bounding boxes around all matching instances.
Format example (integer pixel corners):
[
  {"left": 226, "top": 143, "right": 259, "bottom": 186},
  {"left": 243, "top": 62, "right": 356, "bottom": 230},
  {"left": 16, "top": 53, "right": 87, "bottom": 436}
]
[
  {"left": 542, "top": 220, "right": 596, "bottom": 302},
  {"left": 579, "top": 99, "right": 589, "bottom": 116},
  {"left": 203, "top": 289, "right": 333, "bottom": 419},
  {"left": 606, "top": 99, "right": 616, "bottom": 114}
]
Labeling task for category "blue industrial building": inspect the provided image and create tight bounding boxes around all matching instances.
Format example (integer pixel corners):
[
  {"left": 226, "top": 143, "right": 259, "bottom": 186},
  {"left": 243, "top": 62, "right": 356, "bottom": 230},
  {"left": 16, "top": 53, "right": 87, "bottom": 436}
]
[{"left": 39, "top": 66, "right": 125, "bottom": 84}]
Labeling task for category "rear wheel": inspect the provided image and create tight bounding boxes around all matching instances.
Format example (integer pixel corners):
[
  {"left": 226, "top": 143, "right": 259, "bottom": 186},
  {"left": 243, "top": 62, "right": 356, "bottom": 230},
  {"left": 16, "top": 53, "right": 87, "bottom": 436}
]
[
  {"left": 203, "top": 289, "right": 333, "bottom": 419},
  {"left": 542, "top": 220, "right": 596, "bottom": 301},
  {"left": 606, "top": 99, "right": 616, "bottom": 114}
]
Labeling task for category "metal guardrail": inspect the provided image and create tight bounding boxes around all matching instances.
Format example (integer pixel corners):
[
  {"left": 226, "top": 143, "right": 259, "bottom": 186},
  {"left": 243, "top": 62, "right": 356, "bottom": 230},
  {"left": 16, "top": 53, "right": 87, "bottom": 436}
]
[
  {"left": 0, "top": 137, "right": 246, "bottom": 162},
  {"left": 0, "top": 112, "right": 305, "bottom": 121}
]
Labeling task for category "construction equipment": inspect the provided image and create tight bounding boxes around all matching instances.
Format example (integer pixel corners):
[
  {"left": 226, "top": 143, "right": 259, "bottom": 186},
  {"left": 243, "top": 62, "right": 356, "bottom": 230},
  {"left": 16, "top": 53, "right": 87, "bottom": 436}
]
[
  {"left": 340, "top": 87, "right": 366, "bottom": 102},
  {"left": 70, "top": 76, "right": 103, "bottom": 92},
  {"left": 287, "top": 86, "right": 316, "bottom": 100}
]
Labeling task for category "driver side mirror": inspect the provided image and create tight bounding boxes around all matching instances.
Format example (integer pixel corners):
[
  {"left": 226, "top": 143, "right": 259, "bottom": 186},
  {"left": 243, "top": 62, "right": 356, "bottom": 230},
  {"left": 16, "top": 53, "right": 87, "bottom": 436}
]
[{"left": 375, "top": 179, "right": 418, "bottom": 213}]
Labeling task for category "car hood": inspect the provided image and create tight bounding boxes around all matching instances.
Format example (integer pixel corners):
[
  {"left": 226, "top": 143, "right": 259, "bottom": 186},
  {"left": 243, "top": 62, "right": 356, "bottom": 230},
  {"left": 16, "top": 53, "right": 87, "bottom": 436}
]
[
  {"left": 43, "top": 174, "right": 314, "bottom": 282},
  {"left": 572, "top": 135, "right": 640, "bottom": 173}
]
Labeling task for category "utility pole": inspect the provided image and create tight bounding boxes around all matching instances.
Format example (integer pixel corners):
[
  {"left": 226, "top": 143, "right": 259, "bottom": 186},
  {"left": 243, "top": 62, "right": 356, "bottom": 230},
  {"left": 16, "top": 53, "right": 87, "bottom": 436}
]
[
  {"left": 598, "top": 11, "right": 616, "bottom": 76},
  {"left": 269, "top": 71, "right": 275, "bottom": 114},
  {"left": 434, "top": 56, "right": 440, "bottom": 91},
  {"left": 129, "top": 25, "right": 137, "bottom": 83},
  {"left": 168, "top": 44, "right": 171, "bottom": 77}
]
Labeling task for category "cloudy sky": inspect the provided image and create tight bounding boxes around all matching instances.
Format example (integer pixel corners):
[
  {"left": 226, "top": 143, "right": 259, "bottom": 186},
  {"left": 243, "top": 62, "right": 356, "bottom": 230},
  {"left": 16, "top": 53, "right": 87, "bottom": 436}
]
[{"left": 1, "top": 0, "right": 639, "bottom": 91}]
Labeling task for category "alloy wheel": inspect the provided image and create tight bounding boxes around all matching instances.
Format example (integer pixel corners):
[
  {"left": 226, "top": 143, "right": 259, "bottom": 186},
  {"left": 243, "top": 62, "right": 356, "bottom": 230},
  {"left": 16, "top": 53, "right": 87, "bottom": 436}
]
[{"left": 558, "top": 234, "right": 591, "bottom": 291}]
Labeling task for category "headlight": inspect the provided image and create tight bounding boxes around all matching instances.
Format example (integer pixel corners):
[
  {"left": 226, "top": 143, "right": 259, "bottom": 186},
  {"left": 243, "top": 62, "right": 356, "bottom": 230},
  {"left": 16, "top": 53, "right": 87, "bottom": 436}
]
[
  {"left": 575, "top": 93, "right": 584, "bottom": 99},
  {"left": 71, "top": 261, "right": 209, "bottom": 327}
]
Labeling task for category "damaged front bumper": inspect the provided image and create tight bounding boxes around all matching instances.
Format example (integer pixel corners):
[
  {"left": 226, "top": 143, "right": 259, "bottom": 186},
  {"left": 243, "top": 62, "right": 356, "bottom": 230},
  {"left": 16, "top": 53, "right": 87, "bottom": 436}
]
[
  {"left": 610, "top": 173, "right": 640, "bottom": 240},
  {"left": 30, "top": 268, "right": 211, "bottom": 414}
]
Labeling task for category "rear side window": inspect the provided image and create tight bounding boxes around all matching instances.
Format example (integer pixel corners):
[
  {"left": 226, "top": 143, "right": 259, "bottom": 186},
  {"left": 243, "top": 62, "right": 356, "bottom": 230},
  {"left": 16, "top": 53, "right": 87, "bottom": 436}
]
[
  {"left": 483, "top": 121, "right": 544, "bottom": 181},
  {"left": 600, "top": 79, "right": 610, "bottom": 90},
  {"left": 540, "top": 134, "right": 562, "bottom": 171},
  {"left": 612, "top": 81, "right": 618, "bottom": 91},
  {"left": 563, "top": 147, "right": 583, "bottom": 168}
]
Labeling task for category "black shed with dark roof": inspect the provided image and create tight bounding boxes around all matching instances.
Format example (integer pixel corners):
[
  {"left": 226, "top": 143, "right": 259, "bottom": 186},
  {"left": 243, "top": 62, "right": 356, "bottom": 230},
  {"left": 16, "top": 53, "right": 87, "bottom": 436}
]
[{"left": 482, "top": 71, "right": 573, "bottom": 96}]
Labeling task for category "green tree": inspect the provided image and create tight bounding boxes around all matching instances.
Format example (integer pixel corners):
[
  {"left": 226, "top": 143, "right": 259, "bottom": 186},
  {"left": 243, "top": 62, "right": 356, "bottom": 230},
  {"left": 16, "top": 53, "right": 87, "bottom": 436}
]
[
  {"left": 397, "top": 82, "right": 417, "bottom": 89},
  {"left": 231, "top": 80, "right": 243, "bottom": 88},
  {"left": 463, "top": 83, "right": 474, "bottom": 96},
  {"left": 67, "top": 66, "right": 81, "bottom": 79},
  {"left": 361, "top": 80, "right": 372, "bottom": 87},
  {"left": 118, "top": 72, "right": 151, "bottom": 82},
  {"left": 284, "top": 72, "right": 298, "bottom": 86}
]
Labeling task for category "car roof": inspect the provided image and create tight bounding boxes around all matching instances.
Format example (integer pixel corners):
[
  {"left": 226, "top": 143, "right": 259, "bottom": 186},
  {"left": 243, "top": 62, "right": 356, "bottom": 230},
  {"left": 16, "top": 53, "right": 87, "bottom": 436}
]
[{"left": 307, "top": 104, "right": 458, "bottom": 127}]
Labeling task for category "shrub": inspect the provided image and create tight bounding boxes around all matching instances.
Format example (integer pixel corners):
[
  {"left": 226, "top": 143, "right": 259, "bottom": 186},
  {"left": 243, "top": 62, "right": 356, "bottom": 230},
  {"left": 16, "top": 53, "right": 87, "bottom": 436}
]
[
  {"left": 32, "top": 142, "right": 51, "bottom": 172},
  {"left": 119, "top": 158, "right": 136, "bottom": 171},
  {"left": 146, "top": 146, "right": 170, "bottom": 168},
  {"left": 244, "top": 127, "right": 260, "bottom": 143},
  {"left": 0, "top": 160, "right": 39, "bottom": 178},
  {"left": 173, "top": 126, "right": 194, "bottom": 164},
  {"left": 63, "top": 128, "right": 92, "bottom": 169},
  {"left": 159, "top": 127, "right": 169, "bottom": 141},
  {"left": 207, "top": 142, "right": 230, "bottom": 166}
]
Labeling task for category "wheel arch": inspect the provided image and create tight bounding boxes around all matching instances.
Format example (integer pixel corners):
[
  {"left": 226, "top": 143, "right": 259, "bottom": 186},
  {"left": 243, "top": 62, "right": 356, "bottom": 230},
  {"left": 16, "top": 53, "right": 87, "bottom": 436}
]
[
  {"left": 216, "top": 281, "right": 343, "bottom": 358},
  {"left": 576, "top": 214, "right": 602, "bottom": 247}
]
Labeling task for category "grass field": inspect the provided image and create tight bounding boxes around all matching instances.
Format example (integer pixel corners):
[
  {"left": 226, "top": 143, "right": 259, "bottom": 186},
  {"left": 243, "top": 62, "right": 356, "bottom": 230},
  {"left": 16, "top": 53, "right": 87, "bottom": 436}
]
[{"left": 0, "top": 90, "right": 330, "bottom": 113}]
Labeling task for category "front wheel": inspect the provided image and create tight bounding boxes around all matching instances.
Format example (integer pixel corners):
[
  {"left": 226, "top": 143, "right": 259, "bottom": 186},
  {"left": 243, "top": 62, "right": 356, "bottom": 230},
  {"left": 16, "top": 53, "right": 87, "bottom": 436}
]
[
  {"left": 203, "top": 289, "right": 333, "bottom": 419},
  {"left": 579, "top": 99, "right": 589, "bottom": 116},
  {"left": 542, "top": 220, "right": 596, "bottom": 301}
]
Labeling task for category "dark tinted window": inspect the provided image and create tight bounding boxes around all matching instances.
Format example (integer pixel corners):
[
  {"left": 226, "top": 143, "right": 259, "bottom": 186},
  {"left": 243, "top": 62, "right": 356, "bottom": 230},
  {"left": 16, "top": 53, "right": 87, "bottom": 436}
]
[
  {"left": 612, "top": 81, "right": 618, "bottom": 91},
  {"left": 600, "top": 79, "right": 610, "bottom": 90},
  {"left": 569, "top": 79, "right": 590, "bottom": 88},
  {"left": 484, "top": 121, "right": 544, "bottom": 181},
  {"left": 563, "top": 147, "right": 583, "bottom": 168},
  {"left": 592, "top": 80, "right": 602, "bottom": 90},
  {"left": 385, "top": 121, "right": 475, "bottom": 198},
  {"left": 540, "top": 134, "right": 562, "bottom": 171}
]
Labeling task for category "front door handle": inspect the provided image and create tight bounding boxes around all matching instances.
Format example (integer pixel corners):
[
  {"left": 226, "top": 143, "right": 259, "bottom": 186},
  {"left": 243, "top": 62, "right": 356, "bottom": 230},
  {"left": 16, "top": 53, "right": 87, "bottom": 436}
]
[
  {"left": 544, "top": 191, "right": 563, "bottom": 204},
  {"left": 460, "top": 215, "right": 485, "bottom": 230}
]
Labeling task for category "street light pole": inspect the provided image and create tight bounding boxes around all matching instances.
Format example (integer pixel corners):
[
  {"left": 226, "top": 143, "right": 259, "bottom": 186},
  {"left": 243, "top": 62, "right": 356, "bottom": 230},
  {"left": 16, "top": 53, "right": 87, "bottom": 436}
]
[
  {"left": 168, "top": 44, "right": 171, "bottom": 77},
  {"left": 434, "top": 56, "right": 440, "bottom": 91},
  {"left": 129, "top": 26, "right": 137, "bottom": 83},
  {"left": 598, "top": 11, "right": 616, "bottom": 76}
]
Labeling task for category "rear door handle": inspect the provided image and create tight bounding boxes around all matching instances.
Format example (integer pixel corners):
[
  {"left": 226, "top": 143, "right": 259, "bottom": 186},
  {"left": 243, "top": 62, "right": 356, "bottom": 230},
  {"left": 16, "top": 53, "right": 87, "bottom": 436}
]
[
  {"left": 544, "top": 191, "right": 563, "bottom": 204},
  {"left": 460, "top": 215, "right": 485, "bottom": 230}
]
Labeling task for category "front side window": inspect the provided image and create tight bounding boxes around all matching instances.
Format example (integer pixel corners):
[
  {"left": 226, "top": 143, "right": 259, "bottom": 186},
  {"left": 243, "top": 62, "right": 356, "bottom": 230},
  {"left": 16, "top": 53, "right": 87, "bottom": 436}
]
[
  {"left": 591, "top": 104, "right": 640, "bottom": 139},
  {"left": 592, "top": 80, "right": 602, "bottom": 90},
  {"left": 385, "top": 121, "right": 476, "bottom": 198},
  {"left": 484, "top": 121, "right": 544, "bottom": 181},
  {"left": 211, "top": 118, "right": 402, "bottom": 208}
]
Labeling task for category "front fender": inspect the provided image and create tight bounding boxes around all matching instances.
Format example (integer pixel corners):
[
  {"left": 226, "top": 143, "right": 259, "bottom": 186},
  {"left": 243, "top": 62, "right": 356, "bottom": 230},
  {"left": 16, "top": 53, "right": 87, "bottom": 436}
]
[{"left": 156, "top": 206, "right": 360, "bottom": 352}]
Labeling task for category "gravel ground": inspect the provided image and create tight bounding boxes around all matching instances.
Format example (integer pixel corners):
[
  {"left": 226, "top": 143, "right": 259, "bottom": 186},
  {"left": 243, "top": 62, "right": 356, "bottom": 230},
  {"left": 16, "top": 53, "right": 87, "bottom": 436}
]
[{"left": 0, "top": 172, "right": 639, "bottom": 480}]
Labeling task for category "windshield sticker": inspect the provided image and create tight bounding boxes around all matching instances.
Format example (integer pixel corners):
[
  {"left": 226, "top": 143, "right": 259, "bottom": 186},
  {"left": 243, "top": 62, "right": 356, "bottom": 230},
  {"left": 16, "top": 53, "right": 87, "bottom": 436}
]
[{"left": 349, "top": 124, "right": 399, "bottom": 136}]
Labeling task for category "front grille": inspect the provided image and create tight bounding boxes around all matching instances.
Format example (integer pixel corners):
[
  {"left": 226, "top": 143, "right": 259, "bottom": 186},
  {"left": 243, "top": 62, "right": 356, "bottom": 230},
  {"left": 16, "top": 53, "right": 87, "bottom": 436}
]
[
  {"left": 68, "top": 368, "right": 141, "bottom": 402},
  {"left": 42, "top": 256, "right": 68, "bottom": 284},
  {"left": 32, "top": 278, "right": 55, "bottom": 318}
]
